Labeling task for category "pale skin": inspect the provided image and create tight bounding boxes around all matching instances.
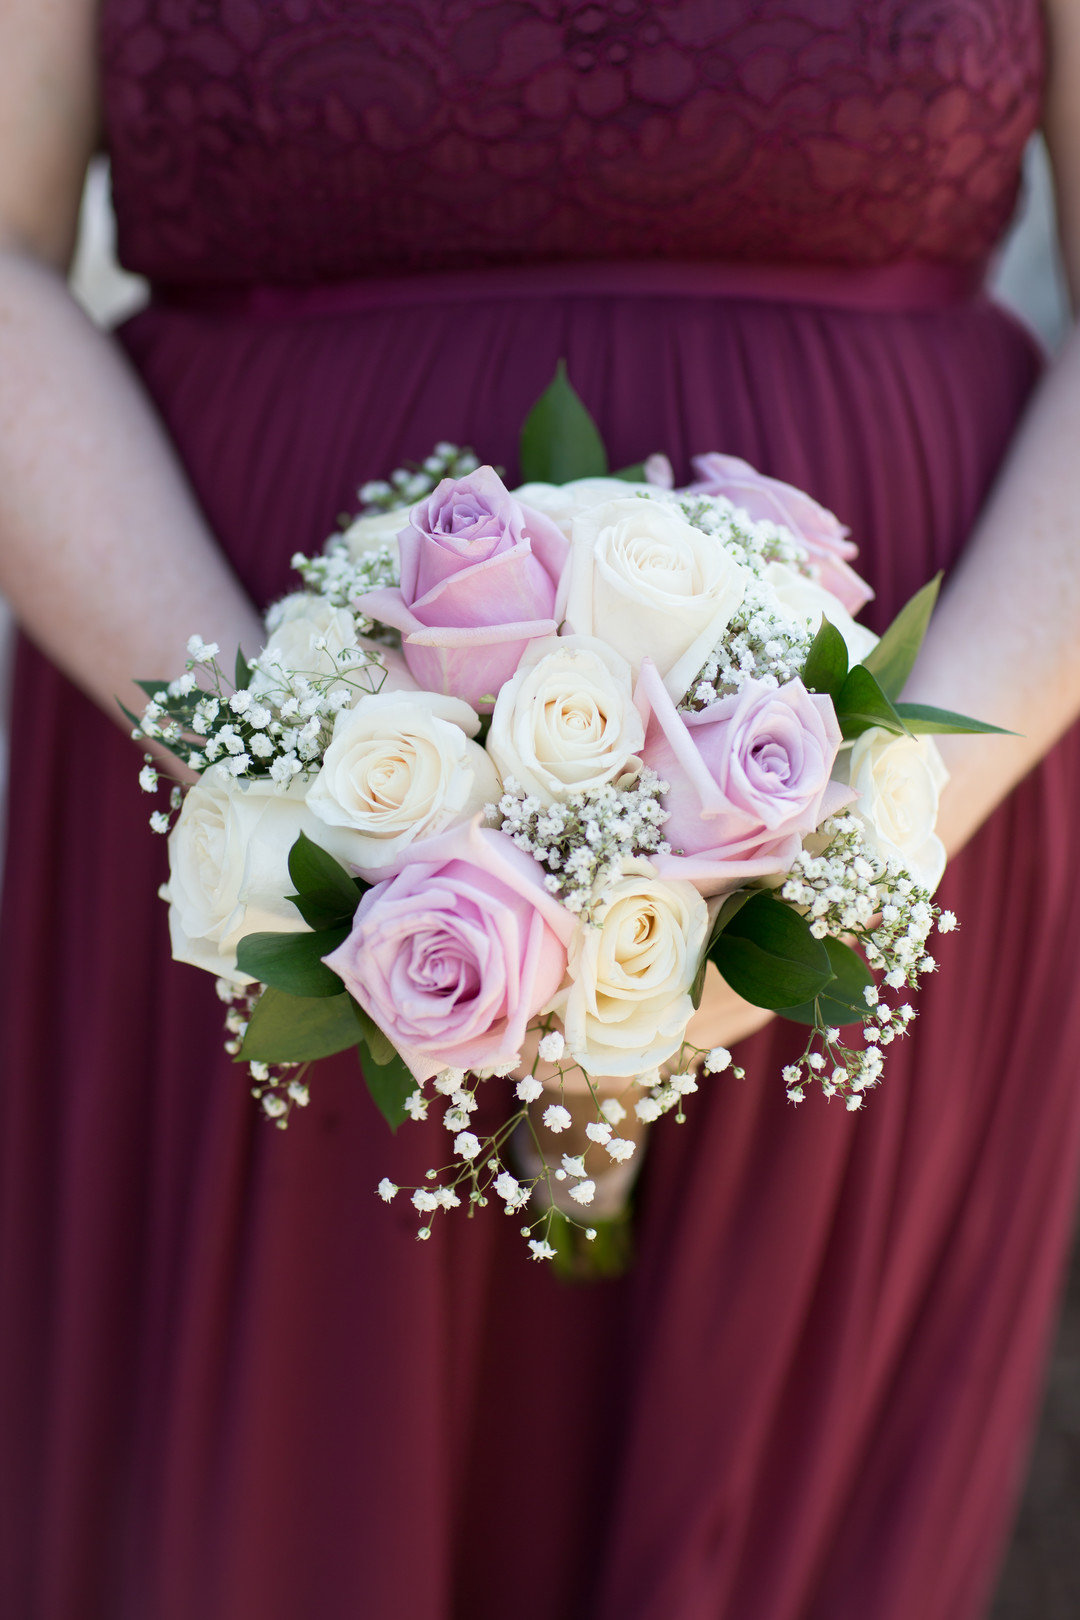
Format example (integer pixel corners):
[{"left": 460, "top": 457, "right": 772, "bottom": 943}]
[{"left": 2, "top": 0, "right": 1079, "bottom": 1187}]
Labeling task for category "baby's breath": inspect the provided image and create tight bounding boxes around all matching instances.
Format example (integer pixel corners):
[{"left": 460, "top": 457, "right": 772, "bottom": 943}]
[
  {"left": 489, "top": 768, "right": 670, "bottom": 917},
  {"left": 292, "top": 539, "right": 399, "bottom": 613},
  {"left": 774, "top": 813, "right": 952, "bottom": 1103},
  {"left": 132, "top": 635, "right": 389, "bottom": 792},
  {"left": 676, "top": 492, "right": 816, "bottom": 707},
  {"left": 357, "top": 441, "right": 480, "bottom": 512}
]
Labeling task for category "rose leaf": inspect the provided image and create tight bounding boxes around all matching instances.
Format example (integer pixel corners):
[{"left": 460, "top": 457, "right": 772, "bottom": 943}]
[
  {"left": 800, "top": 615, "right": 849, "bottom": 698},
  {"left": 892, "top": 702, "right": 1015, "bottom": 736},
  {"left": 859, "top": 573, "right": 942, "bottom": 700},
  {"left": 834, "top": 664, "right": 912, "bottom": 740},
  {"left": 239, "top": 987, "right": 365, "bottom": 1063},
  {"left": 357, "top": 1036, "right": 415, "bottom": 1133},
  {"left": 235, "top": 925, "right": 349, "bottom": 998},
  {"left": 709, "top": 891, "right": 833, "bottom": 1009},
  {"left": 519, "top": 359, "right": 609, "bottom": 484},
  {"left": 286, "top": 831, "right": 368, "bottom": 929},
  {"left": 773, "top": 936, "right": 874, "bottom": 1027}
]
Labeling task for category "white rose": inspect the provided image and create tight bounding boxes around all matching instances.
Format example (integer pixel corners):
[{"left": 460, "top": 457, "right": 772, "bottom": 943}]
[
  {"left": 166, "top": 767, "right": 323, "bottom": 983},
  {"left": 765, "top": 562, "right": 878, "bottom": 667},
  {"left": 548, "top": 864, "right": 709, "bottom": 1076},
  {"left": 487, "top": 634, "right": 643, "bottom": 804},
  {"left": 557, "top": 497, "right": 750, "bottom": 703},
  {"left": 251, "top": 593, "right": 358, "bottom": 695},
  {"left": 840, "top": 727, "right": 950, "bottom": 892},
  {"left": 340, "top": 507, "right": 406, "bottom": 563},
  {"left": 305, "top": 690, "right": 501, "bottom": 874},
  {"left": 512, "top": 477, "right": 676, "bottom": 539}
]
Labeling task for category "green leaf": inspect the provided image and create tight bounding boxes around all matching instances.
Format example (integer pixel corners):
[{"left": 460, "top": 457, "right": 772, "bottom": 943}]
[
  {"left": 774, "top": 937, "right": 874, "bottom": 1027},
  {"left": 286, "top": 832, "right": 367, "bottom": 929},
  {"left": 235, "top": 646, "right": 253, "bottom": 690},
  {"left": 357, "top": 1038, "right": 416, "bottom": 1132},
  {"left": 691, "top": 889, "right": 754, "bottom": 1009},
  {"left": 892, "top": 701, "right": 1015, "bottom": 737},
  {"left": 612, "top": 461, "right": 647, "bottom": 483},
  {"left": 861, "top": 573, "right": 942, "bottom": 700},
  {"left": 352, "top": 1002, "right": 400, "bottom": 1069},
  {"left": 519, "top": 360, "right": 609, "bottom": 484},
  {"left": 708, "top": 891, "right": 833, "bottom": 1010},
  {"left": 834, "top": 663, "right": 911, "bottom": 740},
  {"left": 239, "top": 987, "right": 365, "bottom": 1063},
  {"left": 235, "top": 925, "right": 349, "bottom": 997},
  {"left": 135, "top": 678, "right": 177, "bottom": 699},
  {"left": 800, "top": 616, "right": 849, "bottom": 698}
]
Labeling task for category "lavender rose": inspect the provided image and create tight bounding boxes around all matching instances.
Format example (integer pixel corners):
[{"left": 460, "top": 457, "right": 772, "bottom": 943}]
[
  {"left": 354, "top": 466, "right": 569, "bottom": 710},
  {"left": 323, "top": 819, "right": 574, "bottom": 1082},
  {"left": 635, "top": 659, "right": 852, "bottom": 896},
  {"left": 687, "top": 453, "right": 874, "bottom": 615}
]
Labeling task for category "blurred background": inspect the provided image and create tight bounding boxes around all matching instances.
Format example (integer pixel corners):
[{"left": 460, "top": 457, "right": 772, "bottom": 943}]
[{"left": 0, "top": 140, "right": 1074, "bottom": 1615}]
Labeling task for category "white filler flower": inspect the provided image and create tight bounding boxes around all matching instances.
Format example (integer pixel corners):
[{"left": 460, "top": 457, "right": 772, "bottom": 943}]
[
  {"left": 557, "top": 496, "right": 750, "bottom": 702},
  {"left": 487, "top": 634, "right": 643, "bottom": 804}
]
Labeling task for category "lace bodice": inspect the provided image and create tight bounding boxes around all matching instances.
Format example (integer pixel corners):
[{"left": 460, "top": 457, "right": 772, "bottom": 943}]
[{"left": 100, "top": 1, "right": 1044, "bottom": 288}]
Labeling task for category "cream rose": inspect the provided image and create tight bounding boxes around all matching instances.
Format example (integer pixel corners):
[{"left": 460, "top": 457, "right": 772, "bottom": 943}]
[
  {"left": 166, "top": 767, "right": 322, "bottom": 983},
  {"left": 487, "top": 634, "right": 643, "bottom": 803},
  {"left": 251, "top": 593, "right": 359, "bottom": 695},
  {"left": 339, "top": 507, "right": 406, "bottom": 563},
  {"left": 548, "top": 863, "right": 709, "bottom": 1076},
  {"left": 840, "top": 727, "right": 949, "bottom": 892},
  {"left": 305, "top": 690, "right": 501, "bottom": 876},
  {"left": 512, "top": 477, "right": 675, "bottom": 539},
  {"left": 765, "top": 562, "right": 878, "bottom": 667},
  {"left": 557, "top": 496, "right": 750, "bottom": 703}
]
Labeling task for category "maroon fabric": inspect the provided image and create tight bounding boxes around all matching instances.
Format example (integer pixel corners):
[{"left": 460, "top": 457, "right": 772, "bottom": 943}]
[
  {"left": 99, "top": 0, "right": 1043, "bottom": 285},
  {"left": 3, "top": 6, "right": 1078, "bottom": 1620}
]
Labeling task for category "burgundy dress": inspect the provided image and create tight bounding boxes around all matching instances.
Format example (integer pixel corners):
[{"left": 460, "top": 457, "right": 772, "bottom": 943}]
[{"left": 1, "top": 5, "right": 1073, "bottom": 1618}]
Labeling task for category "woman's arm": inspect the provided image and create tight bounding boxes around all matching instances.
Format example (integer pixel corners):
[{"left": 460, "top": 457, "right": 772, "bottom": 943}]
[
  {"left": 0, "top": 0, "right": 263, "bottom": 739},
  {"left": 904, "top": 0, "right": 1080, "bottom": 853}
]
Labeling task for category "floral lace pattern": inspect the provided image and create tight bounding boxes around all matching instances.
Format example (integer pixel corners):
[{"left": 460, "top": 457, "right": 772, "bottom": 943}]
[{"left": 100, "top": 1, "right": 1043, "bottom": 286}]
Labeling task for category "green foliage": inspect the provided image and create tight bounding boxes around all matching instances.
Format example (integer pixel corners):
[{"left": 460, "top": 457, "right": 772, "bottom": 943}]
[
  {"left": 612, "top": 462, "right": 647, "bottom": 483},
  {"left": 691, "top": 889, "right": 753, "bottom": 1008},
  {"left": 708, "top": 891, "right": 833, "bottom": 1009},
  {"left": 356, "top": 1037, "right": 416, "bottom": 1133},
  {"left": 235, "top": 926, "right": 349, "bottom": 997},
  {"left": 235, "top": 646, "right": 253, "bottom": 690},
  {"left": 519, "top": 360, "right": 609, "bottom": 484},
  {"left": 774, "top": 936, "right": 873, "bottom": 1027},
  {"left": 861, "top": 573, "right": 942, "bottom": 700},
  {"left": 286, "top": 831, "right": 367, "bottom": 930},
  {"left": 240, "top": 986, "right": 366, "bottom": 1063},
  {"left": 800, "top": 616, "right": 849, "bottom": 698},
  {"left": 833, "top": 663, "right": 911, "bottom": 740},
  {"left": 893, "top": 702, "right": 1014, "bottom": 736}
]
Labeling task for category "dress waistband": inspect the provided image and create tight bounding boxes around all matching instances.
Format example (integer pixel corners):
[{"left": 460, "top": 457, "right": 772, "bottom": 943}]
[{"left": 153, "top": 257, "right": 986, "bottom": 319}]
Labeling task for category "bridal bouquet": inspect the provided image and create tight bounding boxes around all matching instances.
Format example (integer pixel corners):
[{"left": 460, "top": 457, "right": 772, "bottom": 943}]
[{"left": 133, "top": 368, "right": 1000, "bottom": 1258}]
